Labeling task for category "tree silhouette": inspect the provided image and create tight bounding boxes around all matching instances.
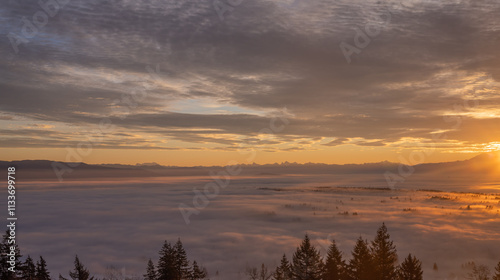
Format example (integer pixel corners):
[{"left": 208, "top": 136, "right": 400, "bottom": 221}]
[
  {"left": 322, "top": 240, "right": 346, "bottom": 280},
  {"left": 144, "top": 259, "right": 157, "bottom": 280},
  {"left": 21, "top": 255, "right": 36, "bottom": 280},
  {"left": 68, "top": 255, "right": 93, "bottom": 280},
  {"left": 273, "top": 255, "right": 292, "bottom": 280},
  {"left": 347, "top": 237, "right": 374, "bottom": 280},
  {"left": 189, "top": 260, "right": 207, "bottom": 280},
  {"left": 174, "top": 239, "right": 190, "bottom": 279},
  {"left": 466, "top": 263, "right": 490, "bottom": 280},
  {"left": 36, "top": 256, "right": 51, "bottom": 280},
  {"left": 291, "top": 235, "right": 323, "bottom": 280},
  {"left": 157, "top": 241, "right": 177, "bottom": 280},
  {"left": 155, "top": 239, "right": 208, "bottom": 280},
  {"left": 0, "top": 230, "right": 22, "bottom": 280},
  {"left": 492, "top": 261, "right": 500, "bottom": 280},
  {"left": 370, "top": 223, "right": 398, "bottom": 280},
  {"left": 397, "top": 254, "right": 422, "bottom": 280}
]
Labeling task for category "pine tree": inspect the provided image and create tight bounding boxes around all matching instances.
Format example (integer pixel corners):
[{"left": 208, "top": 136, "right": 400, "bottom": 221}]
[
  {"left": 0, "top": 230, "right": 22, "bottom": 280},
  {"left": 174, "top": 239, "right": 190, "bottom": 279},
  {"left": 144, "top": 259, "right": 157, "bottom": 280},
  {"left": 291, "top": 235, "right": 323, "bottom": 280},
  {"left": 36, "top": 256, "right": 51, "bottom": 280},
  {"left": 347, "top": 237, "right": 373, "bottom": 280},
  {"left": 492, "top": 261, "right": 500, "bottom": 280},
  {"left": 397, "top": 254, "right": 423, "bottom": 280},
  {"left": 273, "top": 255, "right": 292, "bottom": 280},
  {"left": 370, "top": 223, "right": 398, "bottom": 280},
  {"left": 21, "top": 255, "right": 36, "bottom": 280},
  {"left": 189, "top": 261, "right": 207, "bottom": 280},
  {"left": 68, "top": 255, "right": 93, "bottom": 280},
  {"left": 157, "top": 241, "right": 177, "bottom": 280},
  {"left": 323, "top": 240, "right": 346, "bottom": 280}
]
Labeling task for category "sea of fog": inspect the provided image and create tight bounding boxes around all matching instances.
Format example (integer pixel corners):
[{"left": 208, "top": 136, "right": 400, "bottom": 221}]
[{"left": 14, "top": 175, "right": 500, "bottom": 280}]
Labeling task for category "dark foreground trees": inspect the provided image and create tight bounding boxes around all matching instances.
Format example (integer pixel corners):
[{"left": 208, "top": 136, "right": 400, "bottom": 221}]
[
  {"left": 323, "top": 240, "right": 346, "bottom": 280},
  {"left": 268, "top": 223, "right": 423, "bottom": 280},
  {"left": 59, "top": 255, "right": 94, "bottom": 280},
  {"left": 36, "top": 257, "right": 51, "bottom": 280},
  {"left": 1, "top": 224, "right": 499, "bottom": 280},
  {"left": 348, "top": 237, "right": 374, "bottom": 280},
  {"left": 291, "top": 235, "right": 323, "bottom": 280},
  {"left": 493, "top": 261, "right": 500, "bottom": 280},
  {"left": 20, "top": 256, "right": 35, "bottom": 280},
  {"left": 397, "top": 254, "right": 423, "bottom": 280},
  {"left": 0, "top": 230, "right": 52, "bottom": 280},
  {"left": 371, "top": 223, "right": 398, "bottom": 280},
  {"left": 273, "top": 255, "right": 292, "bottom": 280},
  {"left": 148, "top": 238, "right": 207, "bottom": 280}
]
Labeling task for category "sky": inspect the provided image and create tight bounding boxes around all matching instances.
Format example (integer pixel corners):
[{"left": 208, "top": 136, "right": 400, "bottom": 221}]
[{"left": 2, "top": 0, "right": 500, "bottom": 165}]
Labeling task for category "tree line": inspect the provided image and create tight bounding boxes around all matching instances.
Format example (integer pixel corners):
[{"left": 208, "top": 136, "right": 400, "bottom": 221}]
[
  {"left": 248, "top": 223, "right": 500, "bottom": 280},
  {"left": 255, "top": 223, "right": 418, "bottom": 280},
  {"left": 2, "top": 226, "right": 500, "bottom": 280}
]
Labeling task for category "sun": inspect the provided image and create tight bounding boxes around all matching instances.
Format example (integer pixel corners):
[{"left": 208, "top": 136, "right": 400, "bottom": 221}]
[{"left": 484, "top": 142, "right": 500, "bottom": 152}]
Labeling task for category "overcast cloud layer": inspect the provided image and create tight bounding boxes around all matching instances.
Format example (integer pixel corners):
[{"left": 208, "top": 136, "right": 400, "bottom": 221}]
[{"left": 2, "top": 0, "right": 500, "bottom": 157}]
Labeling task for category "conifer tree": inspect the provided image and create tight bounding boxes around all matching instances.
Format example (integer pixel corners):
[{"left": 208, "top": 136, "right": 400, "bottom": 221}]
[
  {"left": 189, "top": 260, "right": 207, "bottom": 280},
  {"left": 144, "top": 259, "right": 157, "bottom": 280},
  {"left": 492, "top": 261, "right": 500, "bottom": 280},
  {"left": 174, "top": 239, "right": 190, "bottom": 279},
  {"left": 157, "top": 241, "right": 177, "bottom": 280},
  {"left": 36, "top": 256, "right": 51, "bottom": 280},
  {"left": 273, "top": 255, "right": 292, "bottom": 280},
  {"left": 397, "top": 254, "right": 423, "bottom": 280},
  {"left": 323, "top": 240, "right": 346, "bottom": 280},
  {"left": 21, "top": 255, "right": 36, "bottom": 280},
  {"left": 68, "top": 255, "right": 93, "bottom": 280},
  {"left": 370, "top": 223, "right": 398, "bottom": 280},
  {"left": 0, "top": 230, "right": 22, "bottom": 280},
  {"left": 347, "top": 237, "right": 373, "bottom": 280},
  {"left": 291, "top": 235, "right": 323, "bottom": 280}
]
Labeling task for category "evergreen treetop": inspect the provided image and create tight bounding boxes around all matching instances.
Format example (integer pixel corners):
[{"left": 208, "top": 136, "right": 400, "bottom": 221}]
[
  {"left": 36, "top": 256, "right": 51, "bottom": 280},
  {"left": 397, "top": 254, "right": 423, "bottom": 280},
  {"left": 348, "top": 237, "right": 374, "bottom": 280},
  {"left": 144, "top": 259, "right": 156, "bottom": 280},
  {"left": 371, "top": 223, "right": 398, "bottom": 280},
  {"left": 291, "top": 234, "right": 323, "bottom": 280},
  {"left": 273, "top": 254, "right": 292, "bottom": 280},
  {"left": 323, "top": 240, "right": 346, "bottom": 280},
  {"left": 68, "top": 255, "right": 93, "bottom": 280}
]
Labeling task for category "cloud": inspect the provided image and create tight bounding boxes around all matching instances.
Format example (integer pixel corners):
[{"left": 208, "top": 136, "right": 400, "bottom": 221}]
[{"left": 2, "top": 0, "right": 500, "bottom": 155}]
